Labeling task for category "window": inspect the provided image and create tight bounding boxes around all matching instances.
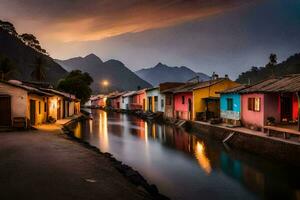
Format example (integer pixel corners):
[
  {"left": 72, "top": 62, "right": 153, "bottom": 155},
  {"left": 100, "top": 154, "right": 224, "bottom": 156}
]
[
  {"left": 248, "top": 97, "right": 260, "bottom": 112},
  {"left": 161, "top": 99, "right": 164, "bottom": 108},
  {"left": 38, "top": 101, "right": 41, "bottom": 114},
  {"left": 182, "top": 96, "right": 185, "bottom": 104},
  {"left": 227, "top": 98, "right": 233, "bottom": 111},
  {"left": 154, "top": 96, "right": 158, "bottom": 102}
]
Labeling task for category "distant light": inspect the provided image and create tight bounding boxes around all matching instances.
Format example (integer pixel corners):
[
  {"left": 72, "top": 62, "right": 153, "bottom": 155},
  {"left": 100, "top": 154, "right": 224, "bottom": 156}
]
[{"left": 102, "top": 80, "right": 109, "bottom": 86}]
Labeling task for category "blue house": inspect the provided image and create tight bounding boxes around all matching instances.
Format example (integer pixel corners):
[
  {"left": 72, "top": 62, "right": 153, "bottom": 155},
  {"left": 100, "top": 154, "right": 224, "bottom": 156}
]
[{"left": 220, "top": 85, "right": 246, "bottom": 126}]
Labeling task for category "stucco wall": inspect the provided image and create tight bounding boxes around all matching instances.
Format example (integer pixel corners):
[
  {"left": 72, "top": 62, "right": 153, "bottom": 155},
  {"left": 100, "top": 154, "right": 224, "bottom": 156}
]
[
  {"left": 264, "top": 93, "right": 280, "bottom": 123},
  {"left": 48, "top": 96, "right": 64, "bottom": 120},
  {"left": 174, "top": 92, "right": 192, "bottom": 112},
  {"left": 241, "top": 93, "right": 264, "bottom": 128},
  {"left": 0, "top": 83, "right": 28, "bottom": 120},
  {"left": 220, "top": 93, "right": 241, "bottom": 120}
]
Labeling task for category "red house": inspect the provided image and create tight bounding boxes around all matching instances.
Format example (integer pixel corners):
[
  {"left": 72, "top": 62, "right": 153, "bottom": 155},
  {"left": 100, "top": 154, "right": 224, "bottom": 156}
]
[{"left": 129, "top": 89, "right": 147, "bottom": 111}]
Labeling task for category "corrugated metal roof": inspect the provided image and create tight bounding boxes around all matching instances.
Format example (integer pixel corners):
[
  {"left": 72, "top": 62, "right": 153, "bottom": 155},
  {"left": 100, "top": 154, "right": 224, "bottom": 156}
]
[
  {"left": 219, "top": 84, "right": 248, "bottom": 94},
  {"left": 239, "top": 74, "right": 300, "bottom": 93}
]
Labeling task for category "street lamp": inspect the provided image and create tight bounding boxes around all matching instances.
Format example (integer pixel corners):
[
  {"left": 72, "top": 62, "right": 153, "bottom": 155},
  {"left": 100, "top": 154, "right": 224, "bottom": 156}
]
[{"left": 101, "top": 80, "right": 109, "bottom": 94}]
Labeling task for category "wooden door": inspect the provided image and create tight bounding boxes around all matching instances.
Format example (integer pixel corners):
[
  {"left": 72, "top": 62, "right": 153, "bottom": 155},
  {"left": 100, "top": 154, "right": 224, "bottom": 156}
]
[
  {"left": 281, "top": 95, "right": 292, "bottom": 121},
  {"left": 0, "top": 96, "right": 11, "bottom": 127},
  {"left": 57, "top": 100, "right": 61, "bottom": 120},
  {"left": 30, "top": 100, "right": 36, "bottom": 125}
]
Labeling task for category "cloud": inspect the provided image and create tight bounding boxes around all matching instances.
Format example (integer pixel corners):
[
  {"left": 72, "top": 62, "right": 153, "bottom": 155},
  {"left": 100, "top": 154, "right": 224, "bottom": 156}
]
[{"left": 0, "top": 0, "right": 256, "bottom": 42}]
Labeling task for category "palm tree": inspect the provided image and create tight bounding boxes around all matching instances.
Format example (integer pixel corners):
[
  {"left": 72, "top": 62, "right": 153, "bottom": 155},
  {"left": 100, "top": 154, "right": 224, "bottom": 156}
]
[
  {"left": 0, "top": 55, "right": 16, "bottom": 80},
  {"left": 31, "top": 56, "right": 46, "bottom": 81}
]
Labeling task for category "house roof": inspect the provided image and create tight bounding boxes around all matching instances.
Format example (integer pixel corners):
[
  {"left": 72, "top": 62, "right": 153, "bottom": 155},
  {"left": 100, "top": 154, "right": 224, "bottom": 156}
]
[
  {"left": 39, "top": 88, "right": 78, "bottom": 101},
  {"left": 0, "top": 80, "right": 53, "bottom": 96},
  {"left": 192, "top": 78, "right": 228, "bottom": 90},
  {"left": 146, "top": 87, "right": 159, "bottom": 92},
  {"left": 108, "top": 91, "right": 127, "bottom": 99},
  {"left": 122, "top": 91, "right": 136, "bottom": 97},
  {"left": 239, "top": 74, "right": 300, "bottom": 93},
  {"left": 219, "top": 84, "right": 248, "bottom": 94}
]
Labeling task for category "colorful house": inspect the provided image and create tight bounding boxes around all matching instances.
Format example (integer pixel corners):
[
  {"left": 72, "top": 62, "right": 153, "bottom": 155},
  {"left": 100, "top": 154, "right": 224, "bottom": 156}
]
[
  {"left": 171, "top": 83, "right": 199, "bottom": 120},
  {"left": 193, "top": 78, "right": 239, "bottom": 121},
  {"left": 108, "top": 92, "right": 126, "bottom": 109},
  {"left": 90, "top": 95, "right": 107, "bottom": 108},
  {"left": 160, "top": 83, "right": 185, "bottom": 118},
  {"left": 129, "top": 89, "right": 147, "bottom": 111},
  {"left": 146, "top": 87, "right": 165, "bottom": 113},
  {"left": 239, "top": 75, "right": 300, "bottom": 131},
  {"left": 121, "top": 91, "right": 135, "bottom": 110},
  {"left": 219, "top": 85, "right": 247, "bottom": 126}
]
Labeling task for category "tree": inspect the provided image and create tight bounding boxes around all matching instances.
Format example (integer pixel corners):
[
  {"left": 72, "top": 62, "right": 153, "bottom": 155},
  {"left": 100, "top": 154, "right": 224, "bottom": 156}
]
[
  {"left": 31, "top": 56, "right": 47, "bottom": 81},
  {"left": 269, "top": 53, "right": 277, "bottom": 66},
  {"left": 0, "top": 55, "right": 16, "bottom": 80},
  {"left": 0, "top": 20, "right": 17, "bottom": 35},
  {"left": 57, "top": 70, "right": 93, "bottom": 103}
]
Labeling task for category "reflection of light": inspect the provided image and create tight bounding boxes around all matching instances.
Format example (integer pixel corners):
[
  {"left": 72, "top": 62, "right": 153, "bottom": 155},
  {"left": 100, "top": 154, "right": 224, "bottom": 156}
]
[
  {"left": 99, "top": 111, "right": 109, "bottom": 152},
  {"left": 152, "top": 124, "right": 156, "bottom": 139},
  {"left": 74, "top": 123, "right": 82, "bottom": 138},
  {"left": 195, "top": 142, "right": 212, "bottom": 174},
  {"left": 144, "top": 122, "right": 148, "bottom": 145},
  {"left": 89, "top": 120, "right": 93, "bottom": 134}
]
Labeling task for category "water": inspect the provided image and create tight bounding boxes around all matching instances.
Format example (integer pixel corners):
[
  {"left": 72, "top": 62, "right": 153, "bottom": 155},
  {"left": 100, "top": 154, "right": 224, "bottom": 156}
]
[{"left": 71, "top": 110, "right": 300, "bottom": 200}]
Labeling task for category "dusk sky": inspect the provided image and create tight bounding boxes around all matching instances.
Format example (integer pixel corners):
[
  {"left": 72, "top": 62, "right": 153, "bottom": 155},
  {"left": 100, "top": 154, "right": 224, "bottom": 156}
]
[{"left": 1, "top": 0, "right": 300, "bottom": 78}]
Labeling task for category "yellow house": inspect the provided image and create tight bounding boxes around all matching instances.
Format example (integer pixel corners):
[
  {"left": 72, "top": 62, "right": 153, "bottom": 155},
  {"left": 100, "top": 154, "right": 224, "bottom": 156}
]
[{"left": 192, "top": 78, "right": 240, "bottom": 121}]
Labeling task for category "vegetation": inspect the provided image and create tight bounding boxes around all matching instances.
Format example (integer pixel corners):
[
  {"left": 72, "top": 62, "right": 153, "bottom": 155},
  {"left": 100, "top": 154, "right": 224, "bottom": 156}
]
[
  {"left": 31, "top": 56, "right": 47, "bottom": 81},
  {"left": 57, "top": 70, "right": 93, "bottom": 103},
  {"left": 236, "top": 53, "right": 300, "bottom": 84},
  {"left": 20, "top": 33, "right": 47, "bottom": 54},
  {"left": 0, "top": 54, "right": 16, "bottom": 80}
]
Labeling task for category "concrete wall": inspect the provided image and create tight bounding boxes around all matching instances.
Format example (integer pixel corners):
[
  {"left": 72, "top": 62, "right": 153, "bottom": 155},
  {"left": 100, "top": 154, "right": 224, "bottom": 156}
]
[
  {"left": 174, "top": 92, "right": 193, "bottom": 120},
  {"left": 0, "top": 83, "right": 28, "bottom": 121},
  {"left": 220, "top": 93, "right": 241, "bottom": 120},
  {"left": 48, "top": 95, "right": 64, "bottom": 120}
]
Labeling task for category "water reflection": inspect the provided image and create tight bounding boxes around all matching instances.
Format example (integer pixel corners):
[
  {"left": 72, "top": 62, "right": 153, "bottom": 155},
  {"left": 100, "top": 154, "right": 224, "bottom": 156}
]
[{"left": 71, "top": 110, "right": 300, "bottom": 200}]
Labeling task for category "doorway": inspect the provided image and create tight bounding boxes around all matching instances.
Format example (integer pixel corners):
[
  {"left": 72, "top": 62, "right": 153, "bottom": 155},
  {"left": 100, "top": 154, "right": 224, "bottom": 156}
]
[
  {"left": 30, "top": 100, "right": 36, "bottom": 125},
  {"left": 0, "top": 96, "right": 11, "bottom": 127},
  {"left": 281, "top": 94, "right": 292, "bottom": 122}
]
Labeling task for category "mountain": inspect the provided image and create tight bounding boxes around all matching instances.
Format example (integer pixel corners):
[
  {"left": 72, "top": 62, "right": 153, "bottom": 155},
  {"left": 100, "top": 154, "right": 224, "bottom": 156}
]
[
  {"left": 55, "top": 54, "right": 152, "bottom": 93},
  {"left": 236, "top": 53, "right": 300, "bottom": 84},
  {"left": 135, "top": 63, "right": 210, "bottom": 86},
  {"left": 0, "top": 21, "right": 67, "bottom": 83}
]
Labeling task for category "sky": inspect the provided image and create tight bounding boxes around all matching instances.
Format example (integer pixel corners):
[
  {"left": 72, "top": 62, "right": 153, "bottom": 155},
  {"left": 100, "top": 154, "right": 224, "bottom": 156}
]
[{"left": 0, "top": 0, "right": 300, "bottom": 78}]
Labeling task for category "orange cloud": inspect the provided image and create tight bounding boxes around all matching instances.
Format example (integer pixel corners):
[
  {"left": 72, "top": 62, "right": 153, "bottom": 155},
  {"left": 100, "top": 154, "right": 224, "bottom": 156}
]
[{"left": 0, "top": 0, "right": 257, "bottom": 42}]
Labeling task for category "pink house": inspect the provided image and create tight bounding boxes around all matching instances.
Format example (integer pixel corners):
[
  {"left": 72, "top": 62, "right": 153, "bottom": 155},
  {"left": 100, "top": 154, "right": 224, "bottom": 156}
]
[
  {"left": 172, "top": 83, "right": 198, "bottom": 120},
  {"left": 240, "top": 75, "right": 300, "bottom": 130}
]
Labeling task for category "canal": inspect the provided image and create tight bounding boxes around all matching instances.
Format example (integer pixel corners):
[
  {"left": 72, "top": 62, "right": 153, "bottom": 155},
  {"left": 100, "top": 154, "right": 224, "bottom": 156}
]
[{"left": 71, "top": 110, "right": 300, "bottom": 200}]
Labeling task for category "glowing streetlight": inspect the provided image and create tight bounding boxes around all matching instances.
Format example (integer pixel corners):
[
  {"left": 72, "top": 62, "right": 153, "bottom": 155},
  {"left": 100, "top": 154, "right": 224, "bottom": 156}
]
[{"left": 102, "top": 80, "right": 109, "bottom": 87}]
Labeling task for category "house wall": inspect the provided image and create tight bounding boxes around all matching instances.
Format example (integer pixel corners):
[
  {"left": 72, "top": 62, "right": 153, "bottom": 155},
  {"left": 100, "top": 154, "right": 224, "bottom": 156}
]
[
  {"left": 241, "top": 93, "right": 265, "bottom": 128},
  {"left": 164, "top": 93, "right": 174, "bottom": 118},
  {"left": 193, "top": 80, "right": 239, "bottom": 120},
  {"left": 292, "top": 93, "right": 298, "bottom": 121},
  {"left": 131, "top": 91, "right": 146, "bottom": 110},
  {"left": 174, "top": 92, "right": 193, "bottom": 120},
  {"left": 220, "top": 93, "right": 241, "bottom": 120},
  {"left": 28, "top": 94, "right": 47, "bottom": 125},
  {"left": 146, "top": 89, "right": 165, "bottom": 112},
  {"left": 48, "top": 95, "right": 64, "bottom": 120},
  {"left": 69, "top": 101, "right": 75, "bottom": 116},
  {"left": 121, "top": 96, "right": 130, "bottom": 110},
  {"left": 264, "top": 93, "right": 280, "bottom": 123},
  {"left": 0, "top": 83, "right": 28, "bottom": 122}
]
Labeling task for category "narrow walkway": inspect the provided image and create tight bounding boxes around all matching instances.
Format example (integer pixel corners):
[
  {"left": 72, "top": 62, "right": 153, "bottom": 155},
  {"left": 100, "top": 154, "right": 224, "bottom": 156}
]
[{"left": 0, "top": 123, "right": 151, "bottom": 200}]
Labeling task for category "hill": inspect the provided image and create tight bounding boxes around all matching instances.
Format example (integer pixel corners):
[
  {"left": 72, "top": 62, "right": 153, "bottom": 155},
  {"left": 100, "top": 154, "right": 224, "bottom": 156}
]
[
  {"left": 135, "top": 63, "right": 210, "bottom": 86},
  {"left": 55, "top": 54, "right": 152, "bottom": 93},
  {"left": 0, "top": 20, "right": 67, "bottom": 83},
  {"left": 236, "top": 53, "right": 300, "bottom": 84}
]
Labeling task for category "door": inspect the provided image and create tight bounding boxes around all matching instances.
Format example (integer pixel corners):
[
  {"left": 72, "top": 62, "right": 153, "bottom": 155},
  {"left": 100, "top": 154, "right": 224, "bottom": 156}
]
[
  {"left": 148, "top": 97, "right": 152, "bottom": 111},
  {"left": 188, "top": 98, "right": 192, "bottom": 120},
  {"left": 30, "top": 100, "right": 36, "bottom": 125},
  {"left": 57, "top": 100, "right": 61, "bottom": 120},
  {"left": 281, "top": 95, "right": 292, "bottom": 121},
  {"left": 0, "top": 96, "right": 11, "bottom": 127}
]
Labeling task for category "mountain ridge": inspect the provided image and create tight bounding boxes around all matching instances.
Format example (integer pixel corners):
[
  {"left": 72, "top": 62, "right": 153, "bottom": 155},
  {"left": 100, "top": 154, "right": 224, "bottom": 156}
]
[
  {"left": 135, "top": 62, "right": 210, "bottom": 86},
  {"left": 55, "top": 54, "right": 152, "bottom": 93}
]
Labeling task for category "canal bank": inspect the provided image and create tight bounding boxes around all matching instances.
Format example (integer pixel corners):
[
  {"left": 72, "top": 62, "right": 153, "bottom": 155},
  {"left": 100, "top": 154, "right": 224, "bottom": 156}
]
[
  {"left": 0, "top": 116, "right": 167, "bottom": 200},
  {"left": 186, "top": 120, "right": 300, "bottom": 166}
]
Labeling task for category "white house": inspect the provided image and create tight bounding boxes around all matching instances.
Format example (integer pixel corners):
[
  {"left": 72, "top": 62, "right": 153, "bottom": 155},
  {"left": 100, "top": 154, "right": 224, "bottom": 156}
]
[{"left": 146, "top": 87, "right": 165, "bottom": 112}]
